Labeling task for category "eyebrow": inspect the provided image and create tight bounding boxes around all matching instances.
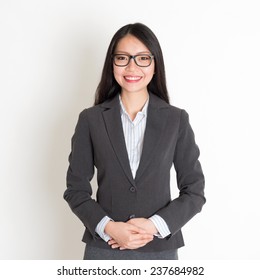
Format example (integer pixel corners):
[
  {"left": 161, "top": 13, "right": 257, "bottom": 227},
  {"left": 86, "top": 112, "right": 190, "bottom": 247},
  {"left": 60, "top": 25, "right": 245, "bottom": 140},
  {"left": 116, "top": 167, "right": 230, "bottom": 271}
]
[{"left": 114, "top": 51, "right": 151, "bottom": 55}]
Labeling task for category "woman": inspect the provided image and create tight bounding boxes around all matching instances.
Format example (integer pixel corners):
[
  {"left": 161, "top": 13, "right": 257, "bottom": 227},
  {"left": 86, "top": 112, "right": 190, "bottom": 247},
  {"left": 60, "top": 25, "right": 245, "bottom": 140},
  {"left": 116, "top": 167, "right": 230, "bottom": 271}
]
[{"left": 64, "top": 23, "right": 205, "bottom": 260}]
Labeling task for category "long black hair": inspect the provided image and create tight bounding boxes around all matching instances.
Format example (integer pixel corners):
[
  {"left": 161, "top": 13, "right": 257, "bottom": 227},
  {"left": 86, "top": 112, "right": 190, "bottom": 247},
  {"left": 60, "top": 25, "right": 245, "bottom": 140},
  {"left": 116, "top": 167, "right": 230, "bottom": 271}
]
[{"left": 94, "top": 23, "right": 169, "bottom": 105}]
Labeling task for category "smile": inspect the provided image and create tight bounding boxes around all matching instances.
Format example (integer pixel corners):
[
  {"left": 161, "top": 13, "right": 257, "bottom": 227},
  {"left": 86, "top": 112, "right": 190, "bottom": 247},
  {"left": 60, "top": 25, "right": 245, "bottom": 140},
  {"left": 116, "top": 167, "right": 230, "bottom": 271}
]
[{"left": 124, "top": 76, "right": 142, "bottom": 82}]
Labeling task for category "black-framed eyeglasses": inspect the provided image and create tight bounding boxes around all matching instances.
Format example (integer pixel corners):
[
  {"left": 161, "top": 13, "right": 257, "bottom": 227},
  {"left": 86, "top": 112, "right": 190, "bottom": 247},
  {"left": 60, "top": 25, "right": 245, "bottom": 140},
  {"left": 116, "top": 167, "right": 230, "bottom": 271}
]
[{"left": 112, "top": 54, "right": 154, "bottom": 67}]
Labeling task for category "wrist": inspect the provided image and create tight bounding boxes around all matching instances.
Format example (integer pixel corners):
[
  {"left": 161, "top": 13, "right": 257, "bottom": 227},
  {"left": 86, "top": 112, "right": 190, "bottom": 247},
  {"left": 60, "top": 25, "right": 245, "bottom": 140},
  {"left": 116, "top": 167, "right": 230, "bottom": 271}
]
[
  {"left": 104, "top": 220, "right": 115, "bottom": 236},
  {"left": 147, "top": 219, "right": 159, "bottom": 235},
  {"left": 149, "top": 215, "right": 171, "bottom": 238}
]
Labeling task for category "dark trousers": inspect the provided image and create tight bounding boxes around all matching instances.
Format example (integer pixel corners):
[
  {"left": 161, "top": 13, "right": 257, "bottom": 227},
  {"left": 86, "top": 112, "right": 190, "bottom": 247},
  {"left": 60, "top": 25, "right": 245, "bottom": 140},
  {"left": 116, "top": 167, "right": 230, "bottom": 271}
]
[{"left": 84, "top": 245, "right": 178, "bottom": 260}]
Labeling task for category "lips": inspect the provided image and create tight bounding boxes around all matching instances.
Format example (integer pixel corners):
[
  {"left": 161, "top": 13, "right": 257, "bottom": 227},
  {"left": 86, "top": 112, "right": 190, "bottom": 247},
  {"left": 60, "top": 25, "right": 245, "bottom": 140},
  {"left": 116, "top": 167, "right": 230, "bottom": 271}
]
[{"left": 124, "top": 76, "right": 142, "bottom": 82}]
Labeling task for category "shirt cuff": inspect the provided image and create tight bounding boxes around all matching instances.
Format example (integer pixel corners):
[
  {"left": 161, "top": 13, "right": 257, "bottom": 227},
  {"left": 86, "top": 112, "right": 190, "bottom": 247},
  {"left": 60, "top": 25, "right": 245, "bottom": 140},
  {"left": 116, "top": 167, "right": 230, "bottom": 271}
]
[
  {"left": 149, "top": 214, "right": 171, "bottom": 239},
  {"left": 95, "top": 216, "right": 112, "bottom": 242}
]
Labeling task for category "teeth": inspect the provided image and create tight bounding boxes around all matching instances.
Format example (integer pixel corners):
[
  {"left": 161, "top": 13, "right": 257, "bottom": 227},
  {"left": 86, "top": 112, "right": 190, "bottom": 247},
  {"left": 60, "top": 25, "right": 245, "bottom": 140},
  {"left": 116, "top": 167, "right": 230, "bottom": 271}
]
[{"left": 125, "top": 76, "right": 141, "bottom": 80}]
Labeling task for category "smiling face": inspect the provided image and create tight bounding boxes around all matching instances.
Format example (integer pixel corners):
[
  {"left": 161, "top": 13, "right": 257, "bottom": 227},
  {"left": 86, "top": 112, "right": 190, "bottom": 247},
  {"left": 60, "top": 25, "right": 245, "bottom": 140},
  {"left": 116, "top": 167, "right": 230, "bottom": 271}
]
[{"left": 113, "top": 34, "right": 155, "bottom": 96}]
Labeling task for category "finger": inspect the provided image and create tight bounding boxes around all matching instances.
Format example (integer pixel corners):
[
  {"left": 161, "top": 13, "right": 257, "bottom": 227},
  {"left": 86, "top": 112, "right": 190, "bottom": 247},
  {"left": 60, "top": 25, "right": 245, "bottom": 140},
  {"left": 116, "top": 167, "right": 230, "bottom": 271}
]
[
  {"left": 127, "top": 224, "right": 147, "bottom": 234},
  {"left": 123, "top": 234, "right": 153, "bottom": 247},
  {"left": 108, "top": 239, "right": 117, "bottom": 246},
  {"left": 108, "top": 239, "right": 120, "bottom": 249},
  {"left": 122, "top": 234, "right": 154, "bottom": 249},
  {"left": 131, "top": 233, "right": 154, "bottom": 242},
  {"left": 111, "top": 243, "right": 121, "bottom": 249}
]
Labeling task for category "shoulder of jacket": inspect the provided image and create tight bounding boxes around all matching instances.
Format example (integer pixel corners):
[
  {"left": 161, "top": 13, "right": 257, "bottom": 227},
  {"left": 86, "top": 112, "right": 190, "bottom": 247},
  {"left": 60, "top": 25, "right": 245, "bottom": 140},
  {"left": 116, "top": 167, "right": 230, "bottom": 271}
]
[{"left": 79, "top": 104, "right": 103, "bottom": 116}]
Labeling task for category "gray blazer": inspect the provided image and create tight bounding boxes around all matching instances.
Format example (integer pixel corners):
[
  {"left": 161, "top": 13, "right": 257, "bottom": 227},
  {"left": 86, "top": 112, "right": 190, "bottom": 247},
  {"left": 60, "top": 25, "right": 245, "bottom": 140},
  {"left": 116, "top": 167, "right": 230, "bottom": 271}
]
[{"left": 64, "top": 93, "right": 205, "bottom": 252}]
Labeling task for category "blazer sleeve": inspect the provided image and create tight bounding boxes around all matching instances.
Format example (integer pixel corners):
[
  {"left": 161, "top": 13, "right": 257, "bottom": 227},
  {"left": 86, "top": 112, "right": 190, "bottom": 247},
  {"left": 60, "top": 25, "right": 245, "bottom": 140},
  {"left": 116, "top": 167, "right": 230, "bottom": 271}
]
[
  {"left": 64, "top": 110, "right": 108, "bottom": 238},
  {"left": 156, "top": 109, "right": 206, "bottom": 236}
]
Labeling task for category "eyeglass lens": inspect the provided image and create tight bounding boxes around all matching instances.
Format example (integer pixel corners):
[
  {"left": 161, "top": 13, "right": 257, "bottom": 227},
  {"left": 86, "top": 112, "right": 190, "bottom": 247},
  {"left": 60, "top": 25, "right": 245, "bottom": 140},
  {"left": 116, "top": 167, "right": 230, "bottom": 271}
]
[{"left": 113, "top": 54, "right": 153, "bottom": 67}]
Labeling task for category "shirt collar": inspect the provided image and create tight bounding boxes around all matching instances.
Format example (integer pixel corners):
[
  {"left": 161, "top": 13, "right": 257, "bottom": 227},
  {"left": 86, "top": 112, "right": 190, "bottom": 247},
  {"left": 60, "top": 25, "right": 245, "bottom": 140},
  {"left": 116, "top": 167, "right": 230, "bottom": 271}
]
[{"left": 119, "top": 95, "right": 149, "bottom": 118}]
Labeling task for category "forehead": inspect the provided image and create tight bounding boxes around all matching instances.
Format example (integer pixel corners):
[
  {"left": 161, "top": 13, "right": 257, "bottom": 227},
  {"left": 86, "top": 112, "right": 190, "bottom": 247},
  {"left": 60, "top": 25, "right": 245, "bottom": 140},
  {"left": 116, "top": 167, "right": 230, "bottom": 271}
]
[{"left": 115, "top": 34, "right": 150, "bottom": 53}]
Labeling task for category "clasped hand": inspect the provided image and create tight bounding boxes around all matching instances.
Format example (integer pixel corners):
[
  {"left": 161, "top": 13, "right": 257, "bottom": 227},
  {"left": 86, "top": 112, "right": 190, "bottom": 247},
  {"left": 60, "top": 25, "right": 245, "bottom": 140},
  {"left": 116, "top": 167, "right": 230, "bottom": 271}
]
[{"left": 104, "top": 218, "right": 158, "bottom": 250}]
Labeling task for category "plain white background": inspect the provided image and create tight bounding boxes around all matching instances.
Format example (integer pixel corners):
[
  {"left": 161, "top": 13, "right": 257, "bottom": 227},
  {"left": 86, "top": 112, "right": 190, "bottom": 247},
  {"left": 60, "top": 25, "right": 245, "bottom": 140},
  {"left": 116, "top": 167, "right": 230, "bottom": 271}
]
[{"left": 0, "top": 0, "right": 259, "bottom": 260}]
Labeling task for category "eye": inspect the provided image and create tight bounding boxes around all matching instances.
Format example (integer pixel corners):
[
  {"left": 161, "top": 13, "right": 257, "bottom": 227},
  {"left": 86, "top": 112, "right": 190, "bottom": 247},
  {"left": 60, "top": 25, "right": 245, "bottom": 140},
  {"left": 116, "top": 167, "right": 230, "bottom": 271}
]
[
  {"left": 139, "top": 55, "right": 150, "bottom": 61},
  {"left": 115, "top": 55, "right": 128, "bottom": 61}
]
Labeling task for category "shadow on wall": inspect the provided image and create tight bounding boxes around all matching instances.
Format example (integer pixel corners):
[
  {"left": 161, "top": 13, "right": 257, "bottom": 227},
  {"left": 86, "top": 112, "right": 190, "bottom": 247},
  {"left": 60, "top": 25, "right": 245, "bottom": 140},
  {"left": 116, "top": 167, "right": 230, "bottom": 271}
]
[{"left": 43, "top": 25, "right": 105, "bottom": 259}]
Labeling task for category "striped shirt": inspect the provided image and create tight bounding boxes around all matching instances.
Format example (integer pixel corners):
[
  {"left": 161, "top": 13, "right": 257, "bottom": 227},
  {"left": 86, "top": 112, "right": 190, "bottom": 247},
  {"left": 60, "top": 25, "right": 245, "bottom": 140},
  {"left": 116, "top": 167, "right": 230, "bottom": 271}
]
[
  {"left": 120, "top": 95, "right": 148, "bottom": 178},
  {"left": 95, "top": 95, "right": 171, "bottom": 242}
]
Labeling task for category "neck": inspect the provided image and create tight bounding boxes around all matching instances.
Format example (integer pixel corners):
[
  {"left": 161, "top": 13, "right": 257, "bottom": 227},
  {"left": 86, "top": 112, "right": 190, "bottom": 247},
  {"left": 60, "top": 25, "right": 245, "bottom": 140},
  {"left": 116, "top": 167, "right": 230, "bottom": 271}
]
[{"left": 120, "top": 91, "right": 149, "bottom": 121}]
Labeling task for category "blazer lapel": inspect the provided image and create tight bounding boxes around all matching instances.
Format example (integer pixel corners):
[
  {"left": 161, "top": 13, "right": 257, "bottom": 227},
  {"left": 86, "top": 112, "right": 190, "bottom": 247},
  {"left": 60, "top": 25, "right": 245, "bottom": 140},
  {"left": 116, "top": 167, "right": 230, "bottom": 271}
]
[
  {"left": 101, "top": 96, "right": 136, "bottom": 187},
  {"left": 135, "top": 94, "right": 170, "bottom": 182}
]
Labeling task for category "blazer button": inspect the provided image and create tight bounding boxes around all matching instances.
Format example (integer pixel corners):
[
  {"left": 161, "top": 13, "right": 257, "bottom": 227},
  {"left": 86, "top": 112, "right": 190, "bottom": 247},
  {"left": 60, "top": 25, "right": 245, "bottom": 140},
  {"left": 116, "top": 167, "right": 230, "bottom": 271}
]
[{"left": 129, "top": 186, "right": 136, "bottom": 192}]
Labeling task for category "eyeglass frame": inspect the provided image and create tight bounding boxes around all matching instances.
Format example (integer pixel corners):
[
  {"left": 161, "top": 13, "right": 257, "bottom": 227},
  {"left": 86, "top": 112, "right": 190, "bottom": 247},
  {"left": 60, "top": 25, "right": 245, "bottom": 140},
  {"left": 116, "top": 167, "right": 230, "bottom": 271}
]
[{"left": 112, "top": 53, "right": 154, "bottom": 67}]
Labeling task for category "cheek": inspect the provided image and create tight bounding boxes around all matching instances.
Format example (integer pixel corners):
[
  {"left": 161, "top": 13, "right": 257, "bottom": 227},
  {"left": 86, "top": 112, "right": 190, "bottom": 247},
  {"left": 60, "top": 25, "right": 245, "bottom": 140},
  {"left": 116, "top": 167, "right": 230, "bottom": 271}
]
[
  {"left": 150, "top": 64, "right": 155, "bottom": 75},
  {"left": 113, "top": 63, "right": 124, "bottom": 73},
  {"left": 145, "top": 63, "right": 155, "bottom": 76},
  {"left": 113, "top": 67, "right": 123, "bottom": 81},
  {"left": 145, "top": 67, "right": 155, "bottom": 82}
]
